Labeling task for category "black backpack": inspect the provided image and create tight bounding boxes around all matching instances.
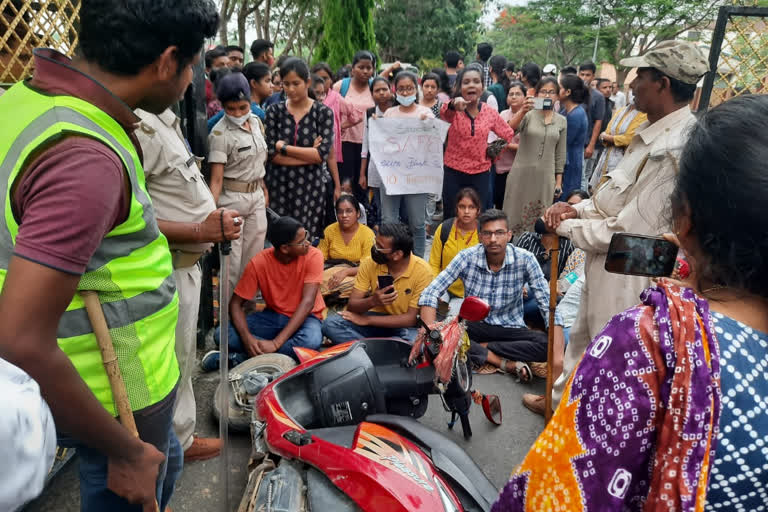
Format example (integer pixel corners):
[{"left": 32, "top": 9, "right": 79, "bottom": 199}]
[{"left": 438, "top": 217, "right": 456, "bottom": 268}]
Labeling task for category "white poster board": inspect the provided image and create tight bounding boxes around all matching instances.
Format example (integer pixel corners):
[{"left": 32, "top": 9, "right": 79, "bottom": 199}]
[{"left": 368, "top": 118, "right": 450, "bottom": 195}]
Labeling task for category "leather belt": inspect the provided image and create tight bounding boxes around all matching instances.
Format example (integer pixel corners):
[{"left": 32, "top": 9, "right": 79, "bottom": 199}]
[
  {"left": 223, "top": 178, "right": 262, "bottom": 193},
  {"left": 172, "top": 250, "right": 204, "bottom": 269}
]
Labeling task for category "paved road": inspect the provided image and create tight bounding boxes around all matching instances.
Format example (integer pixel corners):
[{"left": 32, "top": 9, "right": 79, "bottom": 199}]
[{"left": 25, "top": 353, "right": 546, "bottom": 512}]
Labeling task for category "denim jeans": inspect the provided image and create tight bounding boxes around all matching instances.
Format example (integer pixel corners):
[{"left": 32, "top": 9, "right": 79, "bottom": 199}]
[
  {"left": 215, "top": 309, "right": 323, "bottom": 362},
  {"left": 380, "top": 192, "right": 428, "bottom": 258},
  {"left": 60, "top": 390, "right": 182, "bottom": 511},
  {"left": 322, "top": 312, "right": 419, "bottom": 345}
]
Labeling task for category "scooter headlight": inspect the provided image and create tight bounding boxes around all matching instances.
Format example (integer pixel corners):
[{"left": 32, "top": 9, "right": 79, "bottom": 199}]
[{"left": 435, "top": 476, "right": 460, "bottom": 512}]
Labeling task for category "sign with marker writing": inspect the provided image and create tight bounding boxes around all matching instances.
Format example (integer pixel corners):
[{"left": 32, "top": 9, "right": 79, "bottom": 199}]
[{"left": 368, "top": 118, "right": 450, "bottom": 195}]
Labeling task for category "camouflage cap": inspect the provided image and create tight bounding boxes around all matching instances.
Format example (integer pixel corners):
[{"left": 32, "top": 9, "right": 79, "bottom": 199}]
[{"left": 620, "top": 40, "right": 709, "bottom": 85}]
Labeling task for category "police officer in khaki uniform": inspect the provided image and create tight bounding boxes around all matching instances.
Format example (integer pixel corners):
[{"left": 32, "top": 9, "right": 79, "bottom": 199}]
[
  {"left": 208, "top": 73, "right": 269, "bottom": 295},
  {"left": 135, "top": 107, "right": 241, "bottom": 461}
]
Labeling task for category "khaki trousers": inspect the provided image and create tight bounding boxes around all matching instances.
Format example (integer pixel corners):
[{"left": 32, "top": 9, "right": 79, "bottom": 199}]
[
  {"left": 171, "top": 264, "right": 202, "bottom": 450},
  {"left": 218, "top": 188, "right": 267, "bottom": 297}
]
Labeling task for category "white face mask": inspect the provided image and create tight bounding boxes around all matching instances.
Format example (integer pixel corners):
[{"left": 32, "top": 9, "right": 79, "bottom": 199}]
[
  {"left": 396, "top": 94, "right": 417, "bottom": 107},
  {"left": 226, "top": 113, "right": 250, "bottom": 126}
]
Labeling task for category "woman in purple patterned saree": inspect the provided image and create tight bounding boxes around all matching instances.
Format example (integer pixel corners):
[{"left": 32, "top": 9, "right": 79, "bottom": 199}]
[{"left": 493, "top": 95, "right": 768, "bottom": 511}]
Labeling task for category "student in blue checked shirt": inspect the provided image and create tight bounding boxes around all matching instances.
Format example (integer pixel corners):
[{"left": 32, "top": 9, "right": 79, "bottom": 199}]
[{"left": 418, "top": 209, "right": 565, "bottom": 382}]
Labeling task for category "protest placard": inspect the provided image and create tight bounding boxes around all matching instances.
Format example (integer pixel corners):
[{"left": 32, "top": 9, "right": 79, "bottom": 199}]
[{"left": 368, "top": 118, "right": 450, "bottom": 195}]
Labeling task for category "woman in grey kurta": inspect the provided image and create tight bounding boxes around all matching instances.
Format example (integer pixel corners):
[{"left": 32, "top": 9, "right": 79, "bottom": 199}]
[{"left": 503, "top": 78, "right": 566, "bottom": 237}]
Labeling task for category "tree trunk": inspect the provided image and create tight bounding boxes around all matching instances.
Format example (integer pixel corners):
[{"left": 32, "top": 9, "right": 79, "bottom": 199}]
[
  {"left": 263, "top": 0, "right": 272, "bottom": 42},
  {"left": 219, "top": 0, "right": 231, "bottom": 45},
  {"left": 254, "top": 8, "right": 264, "bottom": 39},
  {"left": 237, "top": 2, "right": 248, "bottom": 49},
  {"left": 283, "top": 4, "right": 310, "bottom": 54}
]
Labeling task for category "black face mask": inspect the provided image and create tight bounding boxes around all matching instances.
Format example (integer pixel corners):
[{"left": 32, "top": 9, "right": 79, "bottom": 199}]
[{"left": 371, "top": 246, "right": 390, "bottom": 265}]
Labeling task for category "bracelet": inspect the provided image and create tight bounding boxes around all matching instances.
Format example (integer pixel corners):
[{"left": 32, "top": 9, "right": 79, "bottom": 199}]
[
  {"left": 219, "top": 208, "right": 225, "bottom": 240},
  {"left": 193, "top": 223, "right": 201, "bottom": 243},
  {"left": 272, "top": 340, "right": 279, "bottom": 350},
  {"left": 280, "top": 144, "right": 288, "bottom": 156}
]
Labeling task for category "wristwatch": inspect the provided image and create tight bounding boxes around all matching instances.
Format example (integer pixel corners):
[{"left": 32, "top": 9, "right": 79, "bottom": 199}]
[{"left": 280, "top": 144, "right": 288, "bottom": 156}]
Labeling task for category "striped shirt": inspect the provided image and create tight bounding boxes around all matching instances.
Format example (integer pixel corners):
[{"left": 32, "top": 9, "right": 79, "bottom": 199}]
[{"left": 419, "top": 244, "right": 563, "bottom": 328}]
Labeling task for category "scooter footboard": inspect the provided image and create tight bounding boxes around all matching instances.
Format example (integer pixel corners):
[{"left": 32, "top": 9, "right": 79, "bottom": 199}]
[{"left": 240, "top": 458, "right": 361, "bottom": 512}]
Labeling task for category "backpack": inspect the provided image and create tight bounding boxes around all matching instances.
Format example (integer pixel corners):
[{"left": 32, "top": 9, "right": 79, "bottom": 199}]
[
  {"left": 438, "top": 217, "right": 456, "bottom": 268},
  {"left": 340, "top": 77, "right": 374, "bottom": 97}
]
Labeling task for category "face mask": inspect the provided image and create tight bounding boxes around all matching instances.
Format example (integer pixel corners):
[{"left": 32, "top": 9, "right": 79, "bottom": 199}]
[
  {"left": 371, "top": 246, "right": 390, "bottom": 265},
  {"left": 396, "top": 94, "right": 417, "bottom": 107},
  {"left": 226, "top": 113, "right": 250, "bottom": 126}
]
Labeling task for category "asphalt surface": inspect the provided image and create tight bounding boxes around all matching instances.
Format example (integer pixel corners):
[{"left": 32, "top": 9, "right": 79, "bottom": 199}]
[{"left": 25, "top": 353, "right": 547, "bottom": 512}]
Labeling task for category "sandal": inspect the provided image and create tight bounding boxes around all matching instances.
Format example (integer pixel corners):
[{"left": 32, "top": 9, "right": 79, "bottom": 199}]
[
  {"left": 508, "top": 361, "right": 532, "bottom": 383},
  {"left": 474, "top": 363, "right": 500, "bottom": 375}
]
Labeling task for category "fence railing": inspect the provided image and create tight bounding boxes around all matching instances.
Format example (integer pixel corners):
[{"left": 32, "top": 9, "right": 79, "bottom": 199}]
[
  {"left": 699, "top": 5, "right": 768, "bottom": 112},
  {"left": 1, "top": 0, "right": 81, "bottom": 83}
]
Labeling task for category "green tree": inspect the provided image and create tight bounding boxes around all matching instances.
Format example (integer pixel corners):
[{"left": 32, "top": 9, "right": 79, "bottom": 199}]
[
  {"left": 486, "top": 4, "right": 616, "bottom": 69},
  {"left": 374, "top": 0, "right": 483, "bottom": 68},
  {"left": 486, "top": 0, "right": 724, "bottom": 83},
  {"left": 315, "top": 0, "right": 377, "bottom": 70},
  {"left": 591, "top": 0, "right": 724, "bottom": 83}
]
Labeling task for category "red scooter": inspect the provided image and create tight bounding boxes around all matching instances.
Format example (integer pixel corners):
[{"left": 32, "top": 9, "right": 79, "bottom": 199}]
[{"left": 225, "top": 297, "right": 501, "bottom": 512}]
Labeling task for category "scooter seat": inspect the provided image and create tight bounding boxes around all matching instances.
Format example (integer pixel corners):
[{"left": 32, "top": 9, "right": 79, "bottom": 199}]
[{"left": 367, "top": 414, "right": 498, "bottom": 512}]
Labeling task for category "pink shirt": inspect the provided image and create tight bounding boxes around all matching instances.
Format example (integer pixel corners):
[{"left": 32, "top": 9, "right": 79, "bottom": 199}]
[
  {"left": 382, "top": 105, "right": 435, "bottom": 119},
  {"left": 440, "top": 102, "right": 516, "bottom": 174},
  {"left": 333, "top": 80, "right": 374, "bottom": 144},
  {"left": 323, "top": 89, "right": 361, "bottom": 161},
  {"left": 495, "top": 109, "right": 521, "bottom": 173}
]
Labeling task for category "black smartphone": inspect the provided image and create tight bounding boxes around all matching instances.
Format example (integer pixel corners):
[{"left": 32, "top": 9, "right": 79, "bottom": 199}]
[
  {"left": 377, "top": 274, "right": 395, "bottom": 290},
  {"left": 605, "top": 233, "right": 678, "bottom": 278}
]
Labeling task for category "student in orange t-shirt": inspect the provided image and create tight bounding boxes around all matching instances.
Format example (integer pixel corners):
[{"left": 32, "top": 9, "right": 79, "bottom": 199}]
[{"left": 203, "top": 217, "right": 325, "bottom": 370}]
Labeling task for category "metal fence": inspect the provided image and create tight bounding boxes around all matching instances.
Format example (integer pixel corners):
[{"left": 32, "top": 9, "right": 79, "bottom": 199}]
[
  {"left": 1, "top": 0, "right": 81, "bottom": 84},
  {"left": 699, "top": 5, "right": 768, "bottom": 111}
]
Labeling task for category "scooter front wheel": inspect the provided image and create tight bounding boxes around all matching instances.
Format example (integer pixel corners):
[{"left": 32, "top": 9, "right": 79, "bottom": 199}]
[{"left": 213, "top": 353, "right": 297, "bottom": 432}]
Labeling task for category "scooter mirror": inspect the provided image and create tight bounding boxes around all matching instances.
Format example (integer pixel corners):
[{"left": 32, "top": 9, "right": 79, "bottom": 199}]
[
  {"left": 482, "top": 395, "right": 502, "bottom": 426},
  {"left": 458, "top": 296, "right": 491, "bottom": 323}
]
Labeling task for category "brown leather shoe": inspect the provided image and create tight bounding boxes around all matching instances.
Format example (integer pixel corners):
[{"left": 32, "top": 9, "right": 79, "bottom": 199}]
[
  {"left": 522, "top": 393, "right": 550, "bottom": 417},
  {"left": 184, "top": 437, "right": 222, "bottom": 462}
]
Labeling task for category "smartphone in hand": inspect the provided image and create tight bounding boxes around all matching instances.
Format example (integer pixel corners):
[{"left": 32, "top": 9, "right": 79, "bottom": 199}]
[
  {"left": 377, "top": 274, "right": 395, "bottom": 290},
  {"left": 605, "top": 233, "right": 678, "bottom": 278}
]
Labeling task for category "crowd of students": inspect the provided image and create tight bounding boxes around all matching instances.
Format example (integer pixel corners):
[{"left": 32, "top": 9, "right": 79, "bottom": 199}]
[{"left": 198, "top": 40, "right": 625, "bottom": 385}]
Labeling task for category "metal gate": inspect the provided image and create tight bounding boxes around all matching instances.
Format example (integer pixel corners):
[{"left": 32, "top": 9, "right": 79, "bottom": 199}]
[
  {"left": 0, "top": 0, "right": 80, "bottom": 85},
  {"left": 699, "top": 5, "right": 768, "bottom": 112}
]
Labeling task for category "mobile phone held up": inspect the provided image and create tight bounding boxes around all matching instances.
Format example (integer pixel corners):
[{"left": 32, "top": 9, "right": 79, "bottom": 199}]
[
  {"left": 377, "top": 274, "right": 395, "bottom": 290},
  {"left": 604, "top": 233, "right": 678, "bottom": 278},
  {"left": 533, "top": 98, "right": 553, "bottom": 110}
]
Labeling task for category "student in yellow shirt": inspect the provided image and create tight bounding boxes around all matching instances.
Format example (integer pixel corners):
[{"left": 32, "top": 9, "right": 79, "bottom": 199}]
[
  {"left": 318, "top": 194, "right": 375, "bottom": 298},
  {"left": 429, "top": 188, "right": 481, "bottom": 317},
  {"left": 322, "top": 223, "right": 434, "bottom": 343}
]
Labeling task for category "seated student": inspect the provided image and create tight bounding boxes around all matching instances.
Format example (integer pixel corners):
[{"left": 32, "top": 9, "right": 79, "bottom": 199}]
[
  {"left": 419, "top": 209, "right": 565, "bottom": 381},
  {"left": 428, "top": 187, "right": 481, "bottom": 317},
  {"left": 319, "top": 194, "right": 376, "bottom": 299},
  {"left": 322, "top": 223, "right": 434, "bottom": 344},
  {"left": 203, "top": 217, "right": 325, "bottom": 370}
]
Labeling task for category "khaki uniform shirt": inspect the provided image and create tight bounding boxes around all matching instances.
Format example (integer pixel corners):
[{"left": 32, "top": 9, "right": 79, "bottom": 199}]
[
  {"left": 207, "top": 113, "right": 267, "bottom": 183},
  {"left": 556, "top": 106, "right": 696, "bottom": 371},
  {"left": 135, "top": 108, "right": 217, "bottom": 253}
]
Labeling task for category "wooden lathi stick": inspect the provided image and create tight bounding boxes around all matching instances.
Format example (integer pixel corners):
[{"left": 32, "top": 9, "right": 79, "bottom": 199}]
[
  {"left": 541, "top": 234, "right": 560, "bottom": 423},
  {"left": 81, "top": 290, "right": 159, "bottom": 512}
]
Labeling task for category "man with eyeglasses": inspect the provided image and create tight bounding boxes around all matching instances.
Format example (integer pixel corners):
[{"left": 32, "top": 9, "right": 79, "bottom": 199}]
[
  {"left": 202, "top": 216, "right": 325, "bottom": 370},
  {"left": 322, "top": 223, "right": 435, "bottom": 344},
  {"left": 419, "top": 210, "right": 565, "bottom": 380}
]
